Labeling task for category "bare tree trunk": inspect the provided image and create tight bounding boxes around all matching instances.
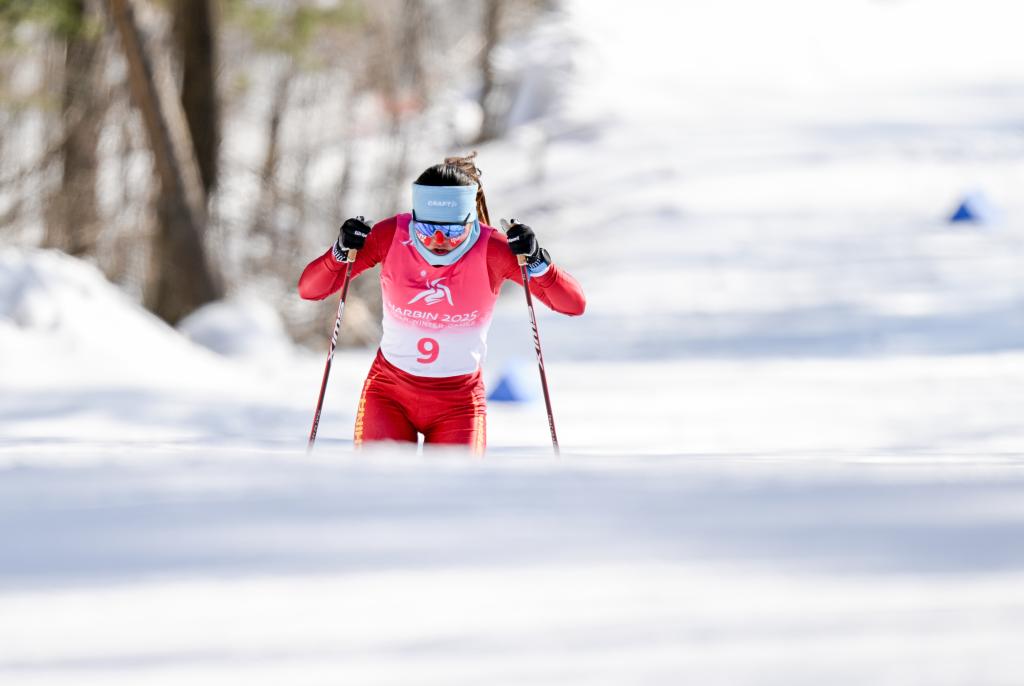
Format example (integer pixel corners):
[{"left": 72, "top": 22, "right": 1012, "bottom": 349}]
[
  {"left": 107, "top": 0, "right": 222, "bottom": 324},
  {"left": 475, "top": 0, "right": 503, "bottom": 143},
  {"left": 173, "top": 0, "right": 219, "bottom": 196},
  {"left": 44, "top": 0, "right": 105, "bottom": 257}
]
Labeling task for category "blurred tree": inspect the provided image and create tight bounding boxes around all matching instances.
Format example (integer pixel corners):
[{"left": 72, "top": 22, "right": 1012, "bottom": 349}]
[
  {"left": 108, "top": 0, "right": 222, "bottom": 324},
  {"left": 368, "top": 0, "right": 432, "bottom": 213},
  {"left": 222, "top": 0, "right": 367, "bottom": 253},
  {"left": 1, "top": 0, "right": 100, "bottom": 249},
  {"left": 2, "top": 0, "right": 555, "bottom": 346},
  {"left": 474, "top": 0, "right": 550, "bottom": 144},
  {"left": 173, "top": 0, "right": 218, "bottom": 195},
  {"left": 43, "top": 0, "right": 106, "bottom": 257},
  {"left": 220, "top": 0, "right": 385, "bottom": 346},
  {"left": 475, "top": 0, "right": 503, "bottom": 143},
  {"left": 0, "top": 0, "right": 82, "bottom": 38}
]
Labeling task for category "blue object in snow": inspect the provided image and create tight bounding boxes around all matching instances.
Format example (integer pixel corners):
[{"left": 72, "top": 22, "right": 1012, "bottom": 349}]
[
  {"left": 487, "top": 359, "right": 540, "bottom": 403},
  {"left": 949, "top": 191, "right": 999, "bottom": 225}
]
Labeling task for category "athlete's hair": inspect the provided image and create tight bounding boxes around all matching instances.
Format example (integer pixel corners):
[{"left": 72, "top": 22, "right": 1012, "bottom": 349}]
[
  {"left": 417, "top": 153, "right": 491, "bottom": 225},
  {"left": 415, "top": 164, "right": 475, "bottom": 187}
]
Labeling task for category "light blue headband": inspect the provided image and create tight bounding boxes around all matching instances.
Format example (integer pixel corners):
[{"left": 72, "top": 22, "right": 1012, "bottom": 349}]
[{"left": 411, "top": 183, "right": 478, "bottom": 224}]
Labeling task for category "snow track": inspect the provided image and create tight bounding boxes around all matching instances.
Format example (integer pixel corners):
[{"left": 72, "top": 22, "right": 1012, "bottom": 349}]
[{"left": 3, "top": 449, "right": 1024, "bottom": 685}]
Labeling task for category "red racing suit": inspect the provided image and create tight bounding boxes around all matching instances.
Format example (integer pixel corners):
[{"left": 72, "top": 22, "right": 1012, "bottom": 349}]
[{"left": 298, "top": 213, "right": 585, "bottom": 453}]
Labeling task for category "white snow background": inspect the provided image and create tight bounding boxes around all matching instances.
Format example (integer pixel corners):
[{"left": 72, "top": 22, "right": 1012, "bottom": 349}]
[{"left": 3, "top": 0, "right": 1024, "bottom": 684}]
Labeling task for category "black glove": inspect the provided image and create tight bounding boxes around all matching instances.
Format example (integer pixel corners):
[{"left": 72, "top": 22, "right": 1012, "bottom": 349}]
[
  {"left": 506, "top": 221, "right": 541, "bottom": 262},
  {"left": 506, "top": 220, "right": 552, "bottom": 275},
  {"left": 338, "top": 216, "right": 371, "bottom": 250},
  {"left": 333, "top": 216, "right": 370, "bottom": 262}
]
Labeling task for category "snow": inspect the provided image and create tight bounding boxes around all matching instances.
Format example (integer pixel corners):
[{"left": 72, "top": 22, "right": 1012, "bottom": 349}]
[
  {"left": 3, "top": 452, "right": 1024, "bottom": 684},
  {"left": 4, "top": 0, "right": 1024, "bottom": 683},
  {"left": 177, "top": 297, "right": 295, "bottom": 361}
]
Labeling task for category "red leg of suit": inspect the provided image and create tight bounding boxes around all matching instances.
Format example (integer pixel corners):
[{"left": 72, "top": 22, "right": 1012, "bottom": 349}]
[
  {"left": 422, "top": 384, "right": 487, "bottom": 455},
  {"left": 354, "top": 369, "right": 418, "bottom": 446},
  {"left": 354, "top": 351, "right": 486, "bottom": 454}
]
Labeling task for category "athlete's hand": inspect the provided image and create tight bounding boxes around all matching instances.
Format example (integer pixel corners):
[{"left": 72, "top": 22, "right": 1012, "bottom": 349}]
[
  {"left": 504, "top": 219, "right": 541, "bottom": 262},
  {"left": 338, "top": 216, "right": 371, "bottom": 250}
]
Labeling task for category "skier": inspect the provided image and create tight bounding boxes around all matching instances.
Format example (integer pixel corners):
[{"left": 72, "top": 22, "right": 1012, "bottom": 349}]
[{"left": 298, "top": 161, "right": 585, "bottom": 453}]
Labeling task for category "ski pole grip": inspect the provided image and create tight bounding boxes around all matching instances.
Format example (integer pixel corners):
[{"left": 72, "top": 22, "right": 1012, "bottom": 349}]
[
  {"left": 348, "top": 216, "right": 365, "bottom": 262},
  {"left": 500, "top": 218, "right": 528, "bottom": 266}
]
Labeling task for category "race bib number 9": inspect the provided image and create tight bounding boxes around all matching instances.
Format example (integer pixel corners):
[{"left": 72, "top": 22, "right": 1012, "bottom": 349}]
[{"left": 416, "top": 337, "right": 439, "bottom": 364}]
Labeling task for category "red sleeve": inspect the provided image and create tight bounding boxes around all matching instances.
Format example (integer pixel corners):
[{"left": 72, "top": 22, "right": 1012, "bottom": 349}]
[
  {"left": 297, "top": 217, "right": 396, "bottom": 300},
  {"left": 487, "top": 230, "right": 586, "bottom": 316}
]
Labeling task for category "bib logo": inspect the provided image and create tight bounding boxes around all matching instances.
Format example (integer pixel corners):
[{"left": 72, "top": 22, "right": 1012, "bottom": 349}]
[
  {"left": 408, "top": 277, "right": 453, "bottom": 306},
  {"left": 426, "top": 200, "right": 457, "bottom": 208}
]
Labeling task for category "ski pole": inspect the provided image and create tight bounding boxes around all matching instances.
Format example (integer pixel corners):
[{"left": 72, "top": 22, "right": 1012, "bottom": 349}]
[
  {"left": 501, "top": 218, "right": 560, "bottom": 455},
  {"left": 307, "top": 247, "right": 357, "bottom": 453},
  {"left": 443, "top": 154, "right": 560, "bottom": 454}
]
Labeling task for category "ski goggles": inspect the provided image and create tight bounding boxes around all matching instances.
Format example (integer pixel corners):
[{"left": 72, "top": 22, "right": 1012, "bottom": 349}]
[{"left": 411, "top": 212, "right": 472, "bottom": 248}]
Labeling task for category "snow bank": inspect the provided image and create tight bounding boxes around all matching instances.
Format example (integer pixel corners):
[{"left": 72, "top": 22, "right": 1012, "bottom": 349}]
[
  {"left": 0, "top": 248, "right": 305, "bottom": 385},
  {"left": 0, "top": 248, "right": 234, "bottom": 388},
  {"left": 177, "top": 296, "right": 295, "bottom": 361},
  {"left": 0, "top": 248, "right": 362, "bottom": 445}
]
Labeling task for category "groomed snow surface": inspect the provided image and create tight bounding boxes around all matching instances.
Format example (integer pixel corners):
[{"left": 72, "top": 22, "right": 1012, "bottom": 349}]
[{"left": 4, "top": 0, "right": 1024, "bottom": 683}]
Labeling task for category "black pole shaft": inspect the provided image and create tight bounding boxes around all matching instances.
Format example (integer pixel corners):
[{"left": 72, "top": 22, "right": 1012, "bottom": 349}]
[
  {"left": 307, "top": 255, "right": 356, "bottom": 452},
  {"left": 519, "top": 262, "right": 560, "bottom": 455}
]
